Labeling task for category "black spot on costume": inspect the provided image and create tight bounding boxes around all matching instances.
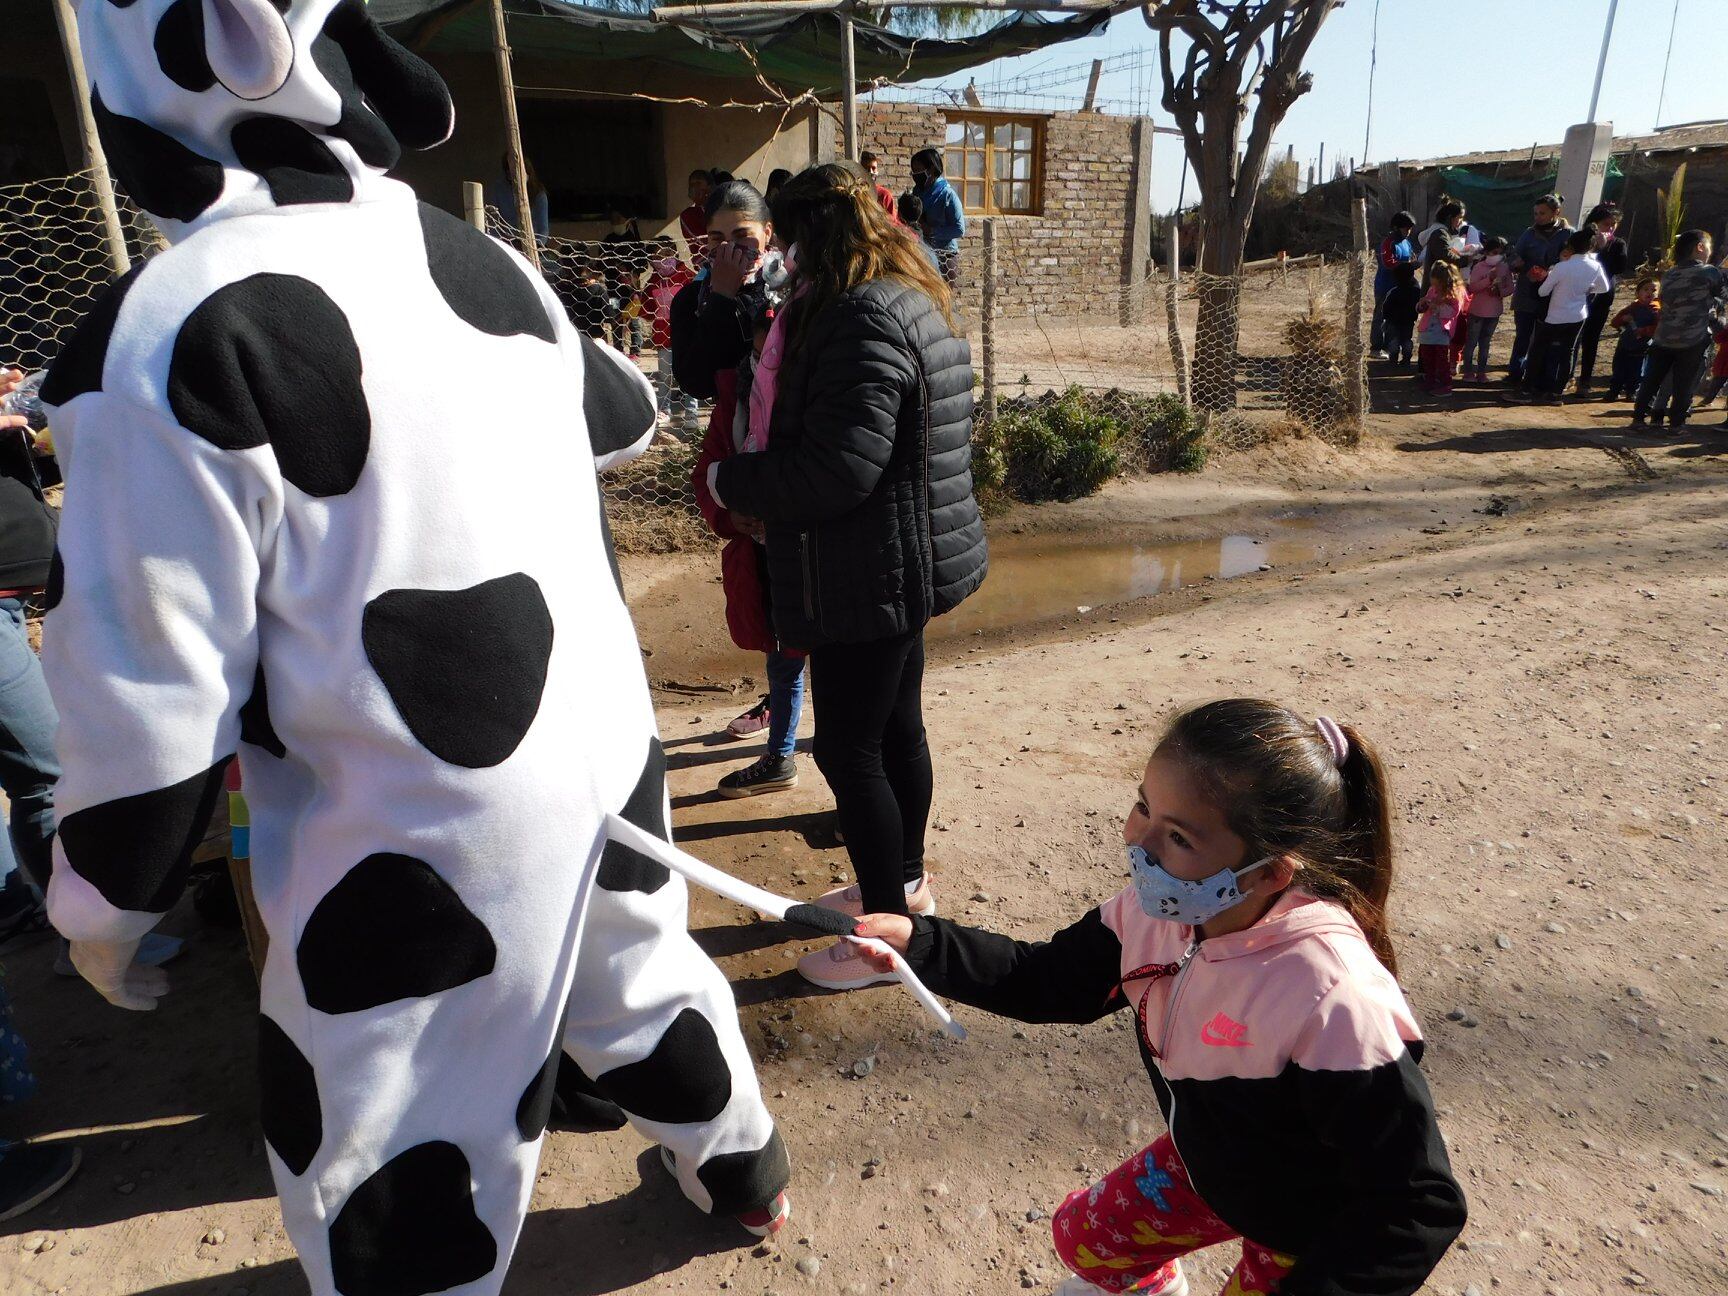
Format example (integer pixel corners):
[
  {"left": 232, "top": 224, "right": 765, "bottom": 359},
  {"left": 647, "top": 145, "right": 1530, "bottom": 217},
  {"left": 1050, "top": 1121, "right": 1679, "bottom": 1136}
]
[{"left": 361, "top": 574, "right": 553, "bottom": 770}]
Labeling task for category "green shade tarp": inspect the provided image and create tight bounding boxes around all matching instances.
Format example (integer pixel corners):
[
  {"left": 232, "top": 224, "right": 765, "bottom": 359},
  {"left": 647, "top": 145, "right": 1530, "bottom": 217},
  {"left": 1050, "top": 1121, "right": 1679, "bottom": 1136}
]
[
  {"left": 1437, "top": 161, "right": 1625, "bottom": 242},
  {"left": 373, "top": 0, "right": 1116, "bottom": 98}
]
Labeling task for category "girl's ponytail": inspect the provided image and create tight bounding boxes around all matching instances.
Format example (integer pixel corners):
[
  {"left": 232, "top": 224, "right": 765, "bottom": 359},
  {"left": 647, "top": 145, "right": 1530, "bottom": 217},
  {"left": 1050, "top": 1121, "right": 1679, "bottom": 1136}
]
[
  {"left": 1335, "top": 724, "right": 1398, "bottom": 976},
  {"left": 1157, "top": 700, "right": 1402, "bottom": 977}
]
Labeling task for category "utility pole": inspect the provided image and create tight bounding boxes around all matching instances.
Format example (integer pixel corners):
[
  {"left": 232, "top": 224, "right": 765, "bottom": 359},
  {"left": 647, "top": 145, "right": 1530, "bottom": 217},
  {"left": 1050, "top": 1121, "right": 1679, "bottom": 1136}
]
[{"left": 1587, "top": 0, "right": 1620, "bottom": 123}]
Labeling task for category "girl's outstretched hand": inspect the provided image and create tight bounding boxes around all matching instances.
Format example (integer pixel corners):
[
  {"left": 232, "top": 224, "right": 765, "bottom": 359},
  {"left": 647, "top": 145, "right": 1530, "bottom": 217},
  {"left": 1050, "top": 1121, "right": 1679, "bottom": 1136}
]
[{"left": 851, "top": 913, "right": 914, "bottom": 971}]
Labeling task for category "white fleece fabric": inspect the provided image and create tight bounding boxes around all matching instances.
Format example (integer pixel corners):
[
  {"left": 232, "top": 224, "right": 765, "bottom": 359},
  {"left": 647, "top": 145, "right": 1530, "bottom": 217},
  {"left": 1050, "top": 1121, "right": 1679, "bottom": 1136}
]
[{"left": 42, "top": 3, "right": 785, "bottom": 1293}]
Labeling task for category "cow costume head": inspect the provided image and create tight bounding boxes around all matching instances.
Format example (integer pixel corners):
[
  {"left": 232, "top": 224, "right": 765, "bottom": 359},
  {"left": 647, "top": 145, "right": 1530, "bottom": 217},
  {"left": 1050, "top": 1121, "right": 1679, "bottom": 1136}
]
[{"left": 78, "top": 0, "right": 453, "bottom": 237}]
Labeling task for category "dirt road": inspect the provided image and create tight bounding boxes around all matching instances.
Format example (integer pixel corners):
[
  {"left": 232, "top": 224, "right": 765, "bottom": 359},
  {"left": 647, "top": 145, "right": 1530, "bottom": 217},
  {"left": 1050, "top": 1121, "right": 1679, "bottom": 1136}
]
[{"left": 5, "top": 400, "right": 1727, "bottom": 1296}]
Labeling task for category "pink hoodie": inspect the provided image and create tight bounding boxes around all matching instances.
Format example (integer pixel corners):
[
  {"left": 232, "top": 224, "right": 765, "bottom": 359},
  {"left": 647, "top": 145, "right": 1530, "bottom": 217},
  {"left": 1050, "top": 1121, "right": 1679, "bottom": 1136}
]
[{"left": 1099, "top": 886, "right": 1421, "bottom": 1081}]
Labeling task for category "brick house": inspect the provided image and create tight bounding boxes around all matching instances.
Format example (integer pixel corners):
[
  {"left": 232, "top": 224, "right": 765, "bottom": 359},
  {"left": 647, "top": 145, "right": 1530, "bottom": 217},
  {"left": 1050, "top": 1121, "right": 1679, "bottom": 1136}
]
[{"left": 847, "top": 101, "right": 1154, "bottom": 322}]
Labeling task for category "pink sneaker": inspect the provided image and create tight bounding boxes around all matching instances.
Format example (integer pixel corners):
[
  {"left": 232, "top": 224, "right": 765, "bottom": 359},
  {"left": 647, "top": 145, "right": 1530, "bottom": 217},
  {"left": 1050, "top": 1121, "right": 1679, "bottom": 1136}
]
[
  {"left": 725, "top": 695, "right": 770, "bottom": 740},
  {"left": 1054, "top": 1261, "right": 1186, "bottom": 1295},
  {"left": 815, "top": 876, "right": 936, "bottom": 919},
  {"left": 796, "top": 938, "right": 901, "bottom": 990}
]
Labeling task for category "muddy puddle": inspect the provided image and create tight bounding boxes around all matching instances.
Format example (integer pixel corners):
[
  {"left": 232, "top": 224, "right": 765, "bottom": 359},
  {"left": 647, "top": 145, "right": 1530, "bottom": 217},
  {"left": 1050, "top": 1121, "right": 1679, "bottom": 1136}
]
[
  {"left": 642, "top": 522, "right": 1327, "bottom": 692},
  {"left": 933, "top": 527, "right": 1321, "bottom": 641}
]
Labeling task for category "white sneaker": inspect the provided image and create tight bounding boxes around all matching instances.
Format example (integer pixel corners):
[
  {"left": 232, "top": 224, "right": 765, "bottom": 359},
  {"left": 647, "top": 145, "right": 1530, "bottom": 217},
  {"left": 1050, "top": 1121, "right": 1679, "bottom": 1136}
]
[
  {"left": 54, "top": 932, "right": 184, "bottom": 978},
  {"left": 1053, "top": 1261, "right": 1186, "bottom": 1295}
]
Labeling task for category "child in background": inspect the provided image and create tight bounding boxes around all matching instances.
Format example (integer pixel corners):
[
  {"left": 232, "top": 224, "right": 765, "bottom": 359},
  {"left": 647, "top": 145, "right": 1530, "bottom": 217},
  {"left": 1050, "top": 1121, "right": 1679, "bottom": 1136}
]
[
  {"left": 1462, "top": 235, "right": 1514, "bottom": 382},
  {"left": 854, "top": 699, "right": 1467, "bottom": 1296},
  {"left": 570, "top": 256, "right": 611, "bottom": 342},
  {"left": 896, "top": 193, "right": 942, "bottom": 274},
  {"left": 1693, "top": 318, "right": 1728, "bottom": 409},
  {"left": 1415, "top": 261, "right": 1466, "bottom": 392},
  {"left": 1371, "top": 211, "right": 1417, "bottom": 356},
  {"left": 1605, "top": 278, "right": 1661, "bottom": 401},
  {"left": 1381, "top": 271, "right": 1421, "bottom": 368},
  {"left": 640, "top": 239, "right": 696, "bottom": 429}
]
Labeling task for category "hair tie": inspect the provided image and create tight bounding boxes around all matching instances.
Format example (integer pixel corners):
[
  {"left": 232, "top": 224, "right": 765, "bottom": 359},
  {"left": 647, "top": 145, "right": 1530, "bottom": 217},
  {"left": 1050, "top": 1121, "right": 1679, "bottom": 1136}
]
[{"left": 1314, "top": 715, "right": 1348, "bottom": 769}]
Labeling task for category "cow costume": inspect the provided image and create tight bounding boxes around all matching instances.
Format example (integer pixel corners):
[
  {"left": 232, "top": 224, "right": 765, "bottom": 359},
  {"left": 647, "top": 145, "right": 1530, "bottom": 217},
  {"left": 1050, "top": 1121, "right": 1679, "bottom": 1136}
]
[{"left": 40, "top": 2, "right": 788, "bottom": 1291}]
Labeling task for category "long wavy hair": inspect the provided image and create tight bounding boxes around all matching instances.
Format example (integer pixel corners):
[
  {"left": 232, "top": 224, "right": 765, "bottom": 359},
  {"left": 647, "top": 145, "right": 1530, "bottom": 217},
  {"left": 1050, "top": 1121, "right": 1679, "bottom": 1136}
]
[{"left": 770, "top": 162, "right": 954, "bottom": 354}]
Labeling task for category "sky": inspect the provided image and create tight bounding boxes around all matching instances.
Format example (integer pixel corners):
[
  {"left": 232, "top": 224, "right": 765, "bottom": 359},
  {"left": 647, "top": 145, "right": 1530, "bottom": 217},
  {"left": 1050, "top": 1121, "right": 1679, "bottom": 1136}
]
[{"left": 899, "top": 0, "right": 1721, "bottom": 213}]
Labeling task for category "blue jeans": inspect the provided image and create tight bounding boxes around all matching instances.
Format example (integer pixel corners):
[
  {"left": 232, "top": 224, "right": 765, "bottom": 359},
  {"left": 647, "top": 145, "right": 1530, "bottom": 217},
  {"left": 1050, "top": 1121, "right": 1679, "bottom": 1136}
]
[
  {"left": 0, "top": 598, "right": 59, "bottom": 895},
  {"left": 1464, "top": 316, "right": 1498, "bottom": 374},
  {"left": 765, "top": 649, "right": 805, "bottom": 761},
  {"left": 1507, "top": 309, "right": 1540, "bottom": 381}
]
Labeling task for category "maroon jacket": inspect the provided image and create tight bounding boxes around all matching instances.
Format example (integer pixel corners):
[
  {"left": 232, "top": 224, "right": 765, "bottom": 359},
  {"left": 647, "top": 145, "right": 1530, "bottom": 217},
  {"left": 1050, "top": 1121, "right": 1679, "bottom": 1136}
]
[{"left": 690, "top": 370, "right": 798, "bottom": 657}]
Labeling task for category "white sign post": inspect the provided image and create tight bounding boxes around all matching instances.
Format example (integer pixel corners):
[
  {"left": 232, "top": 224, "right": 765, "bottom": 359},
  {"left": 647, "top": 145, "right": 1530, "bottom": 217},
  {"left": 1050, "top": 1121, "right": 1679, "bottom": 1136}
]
[{"left": 1558, "top": 121, "right": 1613, "bottom": 225}]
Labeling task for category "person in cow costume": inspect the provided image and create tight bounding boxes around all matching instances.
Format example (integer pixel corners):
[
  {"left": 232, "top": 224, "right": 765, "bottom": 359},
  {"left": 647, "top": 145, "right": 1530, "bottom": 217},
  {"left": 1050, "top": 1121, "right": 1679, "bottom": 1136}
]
[{"left": 40, "top": 2, "right": 790, "bottom": 1291}]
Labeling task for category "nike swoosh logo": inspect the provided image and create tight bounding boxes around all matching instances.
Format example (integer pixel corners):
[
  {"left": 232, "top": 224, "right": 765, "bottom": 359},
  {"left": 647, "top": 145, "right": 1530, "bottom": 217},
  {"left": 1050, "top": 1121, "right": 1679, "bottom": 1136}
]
[{"left": 1200, "top": 1011, "right": 1251, "bottom": 1047}]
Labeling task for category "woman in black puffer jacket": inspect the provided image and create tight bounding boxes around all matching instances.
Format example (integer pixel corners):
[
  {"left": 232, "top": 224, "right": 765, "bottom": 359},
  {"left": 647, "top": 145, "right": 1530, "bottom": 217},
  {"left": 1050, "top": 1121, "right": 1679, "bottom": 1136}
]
[{"left": 710, "top": 163, "right": 986, "bottom": 990}]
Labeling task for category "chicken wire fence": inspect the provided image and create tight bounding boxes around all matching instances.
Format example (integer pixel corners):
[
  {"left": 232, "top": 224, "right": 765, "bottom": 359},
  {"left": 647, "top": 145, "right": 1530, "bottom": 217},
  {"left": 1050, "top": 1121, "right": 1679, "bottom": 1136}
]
[
  {"left": 966, "top": 216, "right": 1371, "bottom": 464},
  {"left": 1, "top": 170, "right": 161, "bottom": 375},
  {"left": 6, "top": 172, "right": 1369, "bottom": 556}
]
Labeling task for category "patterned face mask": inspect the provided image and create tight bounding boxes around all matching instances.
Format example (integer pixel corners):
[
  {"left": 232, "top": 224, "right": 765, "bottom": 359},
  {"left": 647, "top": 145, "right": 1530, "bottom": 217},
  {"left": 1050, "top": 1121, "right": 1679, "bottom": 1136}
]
[{"left": 1127, "top": 844, "right": 1274, "bottom": 926}]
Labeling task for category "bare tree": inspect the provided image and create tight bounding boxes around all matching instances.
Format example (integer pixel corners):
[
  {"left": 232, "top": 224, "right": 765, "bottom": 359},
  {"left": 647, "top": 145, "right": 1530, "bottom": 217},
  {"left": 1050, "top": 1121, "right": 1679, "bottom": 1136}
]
[{"left": 1146, "top": 0, "right": 1342, "bottom": 411}]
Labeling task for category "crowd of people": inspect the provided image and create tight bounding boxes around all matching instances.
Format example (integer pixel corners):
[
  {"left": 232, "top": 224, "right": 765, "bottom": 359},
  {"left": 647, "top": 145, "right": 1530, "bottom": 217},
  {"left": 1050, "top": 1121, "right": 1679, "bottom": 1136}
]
[
  {"left": 510, "top": 148, "right": 969, "bottom": 439},
  {"left": 1371, "top": 194, "right": 1728, "bottom": 431}
]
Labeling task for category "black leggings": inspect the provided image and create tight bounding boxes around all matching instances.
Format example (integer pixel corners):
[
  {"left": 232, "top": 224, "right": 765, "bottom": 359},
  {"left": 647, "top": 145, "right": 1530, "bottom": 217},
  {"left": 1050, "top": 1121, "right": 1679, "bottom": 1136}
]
[
  {"left": 1575, "top": 290, "right": 1615, "bottom": 386},
  {"left": 809, "top": 628, "right": 932, "bottom": 916}
]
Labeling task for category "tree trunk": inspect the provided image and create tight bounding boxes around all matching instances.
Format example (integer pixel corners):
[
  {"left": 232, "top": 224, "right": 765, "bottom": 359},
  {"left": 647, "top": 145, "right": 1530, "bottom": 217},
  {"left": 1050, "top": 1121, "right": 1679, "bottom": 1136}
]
[{"left": 1191, "top": 194, "right": 1253, "bottom": 412}]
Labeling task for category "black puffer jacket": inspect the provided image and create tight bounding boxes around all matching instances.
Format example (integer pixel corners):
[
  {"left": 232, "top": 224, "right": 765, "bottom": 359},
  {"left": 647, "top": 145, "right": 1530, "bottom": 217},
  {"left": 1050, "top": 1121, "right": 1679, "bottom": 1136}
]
[{"left": 713, "top": 278, "right": 986, "bottom": 648}]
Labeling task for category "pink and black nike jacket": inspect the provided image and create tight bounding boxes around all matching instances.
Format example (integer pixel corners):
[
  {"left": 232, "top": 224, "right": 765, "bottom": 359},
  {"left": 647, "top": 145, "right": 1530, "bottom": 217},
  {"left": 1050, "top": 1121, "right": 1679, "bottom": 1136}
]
[{"left": 905, "top": 887, "right": 1467, "bottom": 1296}]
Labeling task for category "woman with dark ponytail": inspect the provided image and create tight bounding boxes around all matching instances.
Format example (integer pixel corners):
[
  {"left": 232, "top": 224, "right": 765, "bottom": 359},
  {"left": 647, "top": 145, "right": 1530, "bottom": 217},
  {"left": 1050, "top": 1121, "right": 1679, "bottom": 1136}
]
[
  {"left": 708, "top": 163, "right": 987, "bottom": 989},
  {"left": 855, "top": 698, "right": 1465, "bottom": 1296}
]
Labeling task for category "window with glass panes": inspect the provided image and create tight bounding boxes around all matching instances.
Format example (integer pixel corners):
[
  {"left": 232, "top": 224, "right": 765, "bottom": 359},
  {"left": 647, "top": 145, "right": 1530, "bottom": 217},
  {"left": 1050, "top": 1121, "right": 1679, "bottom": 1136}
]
[{"left": 943, "top": 114, "right": 1042, "bottom": 216}]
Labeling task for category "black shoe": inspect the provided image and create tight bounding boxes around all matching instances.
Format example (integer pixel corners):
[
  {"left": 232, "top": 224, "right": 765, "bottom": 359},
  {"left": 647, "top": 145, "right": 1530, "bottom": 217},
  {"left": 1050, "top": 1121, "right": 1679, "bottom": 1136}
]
[
  {"left": 0, "top": 876, "right": 46, "bottom": 945},
  {"left": 718, "top": 755, "right": 798, "bottom": 799},
  {"left": 0, "top": 1141, "right": 81, "bottom": 1223},
  {"left": 1629, "top": 414, "right": 1648, "bottom": 427}
]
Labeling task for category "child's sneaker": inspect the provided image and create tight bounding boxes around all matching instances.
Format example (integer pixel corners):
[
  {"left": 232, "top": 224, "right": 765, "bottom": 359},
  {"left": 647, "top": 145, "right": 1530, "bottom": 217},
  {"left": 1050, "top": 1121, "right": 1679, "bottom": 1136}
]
[
  {"left": 717, "top": 754, "right": 797, "bottom": 799},
  {"left": 658, "top": 1146, "right": 791, "bottom": 1237},
  {"left": 725, "top": 695, "right": 771, "bottom": 740},
  {"left": 1053, "top": 1261, "right": 1186, "bottom": 1295},
  {"left": 0, "top": 1140, "right": 81, "bottom": 1223},
  {"left": 796, "top": 938, "right": 901, "bottom": 991},
  {"left": 814, "top": 877, "right": 936, "bottom": 919}
]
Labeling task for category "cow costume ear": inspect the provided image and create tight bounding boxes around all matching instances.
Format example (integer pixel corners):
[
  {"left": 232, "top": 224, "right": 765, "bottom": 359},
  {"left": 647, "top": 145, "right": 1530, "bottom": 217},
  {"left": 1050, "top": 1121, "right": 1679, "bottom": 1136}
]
[
  {"left": 322, "top": 0, "right": 454, "bottom": 150},
  {"left": 202, "top": 0, "right": 294, "bottom": 101}
]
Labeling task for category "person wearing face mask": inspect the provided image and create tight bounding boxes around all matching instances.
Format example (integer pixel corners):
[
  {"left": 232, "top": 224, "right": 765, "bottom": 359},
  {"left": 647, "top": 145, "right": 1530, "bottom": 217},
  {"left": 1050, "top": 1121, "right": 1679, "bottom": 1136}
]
[
  {"left": 854, "top": 699, "right": 1466, "bottom": 1296},
  {"left": 1505, "top": 194, "right": 1572, "bottom": 384},
  {"left": 909, "top": 147, "right": 965, "bottom": 287},
  {"left": 676, "top": 182, "right": 806, "bottom": 791}
]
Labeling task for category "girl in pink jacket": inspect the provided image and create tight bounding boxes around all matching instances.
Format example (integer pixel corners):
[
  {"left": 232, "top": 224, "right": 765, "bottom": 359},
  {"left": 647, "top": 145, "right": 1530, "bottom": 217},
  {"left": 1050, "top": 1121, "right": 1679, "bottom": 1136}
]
[{"left": 855, "top": 699, "right": 1465, "bottom": 1296}]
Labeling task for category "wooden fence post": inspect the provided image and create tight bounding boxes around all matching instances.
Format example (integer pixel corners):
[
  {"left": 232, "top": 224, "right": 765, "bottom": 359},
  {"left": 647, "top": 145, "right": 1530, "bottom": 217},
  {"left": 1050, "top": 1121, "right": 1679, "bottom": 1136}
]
[
  {"left": 1343, "top": 197, "right": 1370, "bottom": 425},
  {"left": 463, "top": 181, "right": 486, "bottom": 233},
  {"left": 981, "top": 218, "right": 997, "bottom": 423},
  {"left": 488, "top": 0, "right": 540, "bottom": 271},
  {"left": 1164, "top": 216, "right": 1190, "bottom": 409},
  {"left": 51, "top": 0, "right": 131, "bottom": 276}
]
